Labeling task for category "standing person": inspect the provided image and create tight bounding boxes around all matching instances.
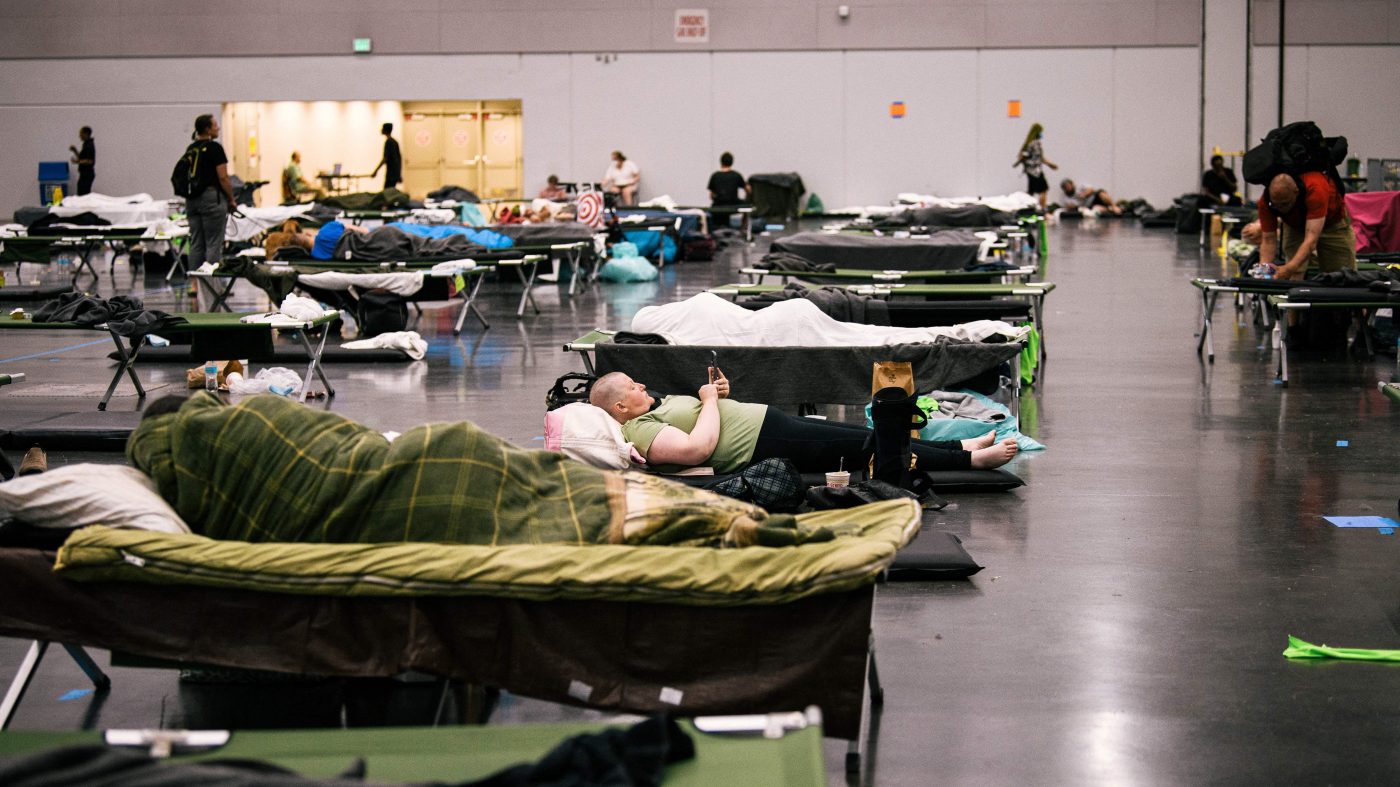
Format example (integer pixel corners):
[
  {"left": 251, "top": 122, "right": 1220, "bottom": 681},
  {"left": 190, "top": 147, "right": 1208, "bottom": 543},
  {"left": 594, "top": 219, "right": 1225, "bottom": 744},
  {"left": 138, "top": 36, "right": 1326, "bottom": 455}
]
[
  {"left": 706, "top": 151, "right": 748, "bottom": 206},
  {"left": 68, "top": 126, "right": 95, "bottom": 196},
  {"left": 1257, "top": 171, "right": 1356, "bottom": 281},
  {"left": 1014, "top": 123, "right": 1057, "bottom": 210},
  {"left": 370, "top": 122, "right": 402, "bottom": 192},
  {"left": 602, "top": 150, "right": 640, "bottom": 207},
  {"left": 184, "top": 114, "right": 236, "bottom": 269},
  {"left": 1201, "top": 154, "right": 1242, "bottom": 206}
]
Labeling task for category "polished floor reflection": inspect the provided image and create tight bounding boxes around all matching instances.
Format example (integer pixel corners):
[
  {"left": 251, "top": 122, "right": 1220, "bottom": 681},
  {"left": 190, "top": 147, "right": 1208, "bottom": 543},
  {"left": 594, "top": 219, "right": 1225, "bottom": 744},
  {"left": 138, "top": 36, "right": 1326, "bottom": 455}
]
[{"left": 1, "top": 220, "right": 1398, "bottom": 784}]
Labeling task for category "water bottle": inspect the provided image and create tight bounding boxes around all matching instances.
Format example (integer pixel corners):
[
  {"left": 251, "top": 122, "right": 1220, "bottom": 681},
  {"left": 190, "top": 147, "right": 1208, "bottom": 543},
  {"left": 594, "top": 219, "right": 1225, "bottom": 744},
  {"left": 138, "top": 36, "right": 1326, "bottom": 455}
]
[
  {"left": 268, "top": 383, "right": 294, "bottom": 397},
  {"left": 204, "top": 363, "right": 219, "bottom": 392},
  {"left": 1249, "top": 262, "right": 1274, "bottom": 280}
]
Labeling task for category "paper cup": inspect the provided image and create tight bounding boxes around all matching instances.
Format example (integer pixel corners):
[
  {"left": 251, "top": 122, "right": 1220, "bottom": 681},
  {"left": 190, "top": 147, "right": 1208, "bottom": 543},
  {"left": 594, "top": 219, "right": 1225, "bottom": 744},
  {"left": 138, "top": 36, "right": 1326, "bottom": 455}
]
[{"left": 825, "top": 471, "right": 851, "bottom": 488}]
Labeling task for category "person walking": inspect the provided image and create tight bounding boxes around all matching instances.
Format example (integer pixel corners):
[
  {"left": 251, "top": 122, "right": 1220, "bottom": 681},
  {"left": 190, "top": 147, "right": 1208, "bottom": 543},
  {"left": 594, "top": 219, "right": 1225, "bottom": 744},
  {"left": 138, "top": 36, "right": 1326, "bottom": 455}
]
[
  {"left": 69, "top": 126, "right": 95, "bottom": 195},
  {"left": 1014, "top": 123, "right": 1057, "bottom": 210}
]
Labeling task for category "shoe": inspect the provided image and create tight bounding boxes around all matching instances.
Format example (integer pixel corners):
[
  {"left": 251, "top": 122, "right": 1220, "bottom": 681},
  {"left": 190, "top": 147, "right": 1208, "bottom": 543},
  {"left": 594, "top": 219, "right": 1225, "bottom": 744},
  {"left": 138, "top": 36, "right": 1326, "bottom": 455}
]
[{"left": 17, "top": 447, "right": 47, "bottom": 476}]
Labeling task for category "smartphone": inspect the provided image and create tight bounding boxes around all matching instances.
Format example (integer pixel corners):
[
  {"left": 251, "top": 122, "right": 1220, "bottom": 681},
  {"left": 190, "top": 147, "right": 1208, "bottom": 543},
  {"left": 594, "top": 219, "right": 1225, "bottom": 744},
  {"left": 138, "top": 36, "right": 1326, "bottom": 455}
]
[{"left": 707, "top": 350, "right": 719, "bottom": 384}]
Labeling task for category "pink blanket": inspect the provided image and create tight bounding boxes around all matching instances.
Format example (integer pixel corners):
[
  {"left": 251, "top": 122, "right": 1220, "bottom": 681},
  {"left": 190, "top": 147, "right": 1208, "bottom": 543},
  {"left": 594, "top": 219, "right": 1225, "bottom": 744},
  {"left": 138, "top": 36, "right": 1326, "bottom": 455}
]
[{"left": 1345, "top": 191, "right": 1400, "bottom": 254}]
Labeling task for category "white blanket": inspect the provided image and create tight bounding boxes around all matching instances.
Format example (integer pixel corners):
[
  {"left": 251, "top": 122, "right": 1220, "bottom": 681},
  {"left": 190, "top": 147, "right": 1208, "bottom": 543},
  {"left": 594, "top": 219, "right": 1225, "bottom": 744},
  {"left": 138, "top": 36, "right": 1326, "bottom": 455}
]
[
  {"left": 631, "top": 292, "right": 1028, "bottom": 347},
  {"left": 51, "top": 193, "right": 173, "bottom": 225},
  {"left": 297, "top": 271, "right": 425, "bottom": 297},
  {"left": 342, "top": 330, "right": 428, "bottom": 360},
  {"left": 893, "top": 192, "right": 1039, "bottom": 213},
  {"left": 225, "top": 204, "right": 314, "bottom": 242}
]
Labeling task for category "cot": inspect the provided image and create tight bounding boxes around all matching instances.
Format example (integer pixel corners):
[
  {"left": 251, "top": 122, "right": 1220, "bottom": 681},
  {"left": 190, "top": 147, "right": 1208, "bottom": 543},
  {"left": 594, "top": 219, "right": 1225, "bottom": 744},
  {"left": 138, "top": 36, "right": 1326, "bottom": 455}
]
[
  {"left": 564, "top": 328, "right": 1024, "bottom": 413},
  {"left": 1267, "top": 289, "right": 1400, "bottom": 386},
  {"left": 0, "top": 310, "right": 338, "bottom": 409},
  {"left": 0, "top": 715, "right": 826, "bottom": 785},
  {"left": 769, "top": 230, "right": 986, "bottom": 271},
  {"left": 190, "top": 258, "right": 513, "bottom": 334},
  {"left": 740, "top": 264, "right": 1037, "bottom": 286},
  {"left": 4, "top": 228, "right": 185, "bottom": 283},
  {"left": 0, "top": 499, "right": 917, "bottom": 768},
  {"left": 709, "top": 281, "right": 1054, "bottom": 359},
  {"left": 1381, "top": 381, "right": 1400, "bottom": 403}
]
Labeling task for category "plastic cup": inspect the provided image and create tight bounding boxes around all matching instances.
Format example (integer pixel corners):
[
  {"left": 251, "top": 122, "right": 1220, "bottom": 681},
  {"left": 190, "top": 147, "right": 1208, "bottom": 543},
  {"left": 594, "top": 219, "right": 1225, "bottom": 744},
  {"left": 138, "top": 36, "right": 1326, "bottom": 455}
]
[{"left": 825, "top": 471, "right": 850, "bottom": 488}]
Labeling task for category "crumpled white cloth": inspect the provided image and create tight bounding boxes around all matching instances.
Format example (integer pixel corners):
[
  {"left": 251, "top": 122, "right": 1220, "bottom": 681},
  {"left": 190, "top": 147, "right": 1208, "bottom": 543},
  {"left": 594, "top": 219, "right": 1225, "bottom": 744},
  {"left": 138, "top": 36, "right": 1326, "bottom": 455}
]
[
  {"left": 279, "top": 293, "right": 326, "bottom": 321},
  {"left": 297, "top": 271, "right": 425, "bottom": 297},
  {"left": 400, "top": 208, "right": 457, "bottom": 225},
  {"left": 430, "top": 260, "right": 474, "bottom": 274},
  {"left": 639, "top": 195, "right": 679, "bottom": 211},
  {"left": 51, "top": 193, "right": 173, "bottom": 224},
  {"left": 631, "top": 292, "right": 1028, "bottom": 347},
  {"left": 342, "top": 331, "right": 428, "bottom": 360},
  {"left": 224, "top": 204, "right": 314, "bottom": 242},
  {"left": 893, "top": 192, "right": 1040, "bottom": 213}
]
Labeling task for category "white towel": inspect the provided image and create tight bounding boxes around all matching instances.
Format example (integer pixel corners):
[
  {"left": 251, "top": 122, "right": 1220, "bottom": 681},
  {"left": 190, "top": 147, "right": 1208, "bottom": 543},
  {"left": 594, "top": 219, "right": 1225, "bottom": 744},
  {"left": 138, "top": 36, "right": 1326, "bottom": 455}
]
[
  {"left": 279, "top": 293, "right": 326, "bottom": 321},
  {"left": 341, "top": 331, "right": 428, "bottom": 360}
]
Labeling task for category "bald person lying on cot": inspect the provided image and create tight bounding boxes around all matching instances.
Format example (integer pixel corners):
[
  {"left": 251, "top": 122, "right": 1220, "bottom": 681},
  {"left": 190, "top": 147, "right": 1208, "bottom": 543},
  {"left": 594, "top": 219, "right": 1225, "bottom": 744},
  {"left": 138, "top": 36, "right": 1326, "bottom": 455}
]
[{"left": 589, "top": 371, "right": 1017, "bottom": 475}]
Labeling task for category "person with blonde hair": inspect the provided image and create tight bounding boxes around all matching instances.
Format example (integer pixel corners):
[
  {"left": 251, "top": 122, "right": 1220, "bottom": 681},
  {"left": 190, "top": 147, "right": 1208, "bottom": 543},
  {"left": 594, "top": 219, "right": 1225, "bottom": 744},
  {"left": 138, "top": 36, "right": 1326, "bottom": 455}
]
[{"left": 1014, "top": 123, "right": 1057, "bottom": 209}]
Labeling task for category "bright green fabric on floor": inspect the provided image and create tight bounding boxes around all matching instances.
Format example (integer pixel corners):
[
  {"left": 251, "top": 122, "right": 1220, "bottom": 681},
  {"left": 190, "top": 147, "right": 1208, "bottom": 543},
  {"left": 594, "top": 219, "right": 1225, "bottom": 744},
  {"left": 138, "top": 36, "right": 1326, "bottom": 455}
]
[{"left": 1283, "top": 635, "right": 1400, "bottom": 662}]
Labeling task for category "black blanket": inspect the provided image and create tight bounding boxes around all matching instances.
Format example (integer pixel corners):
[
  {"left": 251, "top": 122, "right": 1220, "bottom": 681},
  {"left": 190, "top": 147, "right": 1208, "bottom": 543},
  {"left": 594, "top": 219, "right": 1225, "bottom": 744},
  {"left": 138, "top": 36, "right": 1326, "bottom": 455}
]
[
  {"left": 31, "top": 293, "right": 186, "bottom": 337},
  {"left": 494, "top": 222, "right": 597, "bottom": 245},
  {"left": 318, "top": 189, "right": 410, "bottom": 211},
  {"left": 332, "top": 226, "right": 485, "bottom": 262},
  {"left": 878, "top": 204, "right": 1014, "bottom": 229},
  {"left": 770, "top": 230, "right": 982, "bottom": 271},
  {"left": 746, "top": 283, "right": 890, "bottom": 325}
]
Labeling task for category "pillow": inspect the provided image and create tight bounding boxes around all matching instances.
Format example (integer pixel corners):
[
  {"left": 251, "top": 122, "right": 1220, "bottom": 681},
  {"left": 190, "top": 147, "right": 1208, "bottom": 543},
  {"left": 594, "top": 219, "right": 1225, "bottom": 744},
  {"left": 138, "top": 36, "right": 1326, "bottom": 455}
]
[
  {"left": 543, "top": 402, "right": 645, "bottom": 470},
  {"left": 887, "top": 527, "right": 983, "bottom": 580},
  {"left": 0, "top": 464, "right": 191, "bottom": 535},
  {"left": 920, "top": 468, "right": 1023, "bottom": 492}
]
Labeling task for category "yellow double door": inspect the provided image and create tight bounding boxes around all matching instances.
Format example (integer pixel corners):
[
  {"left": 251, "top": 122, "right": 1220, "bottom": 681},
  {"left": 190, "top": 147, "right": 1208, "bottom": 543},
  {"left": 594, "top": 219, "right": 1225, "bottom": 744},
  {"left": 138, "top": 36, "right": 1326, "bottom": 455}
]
[{"left": 401, "top": 101, "right": 522, "bottom": 201}]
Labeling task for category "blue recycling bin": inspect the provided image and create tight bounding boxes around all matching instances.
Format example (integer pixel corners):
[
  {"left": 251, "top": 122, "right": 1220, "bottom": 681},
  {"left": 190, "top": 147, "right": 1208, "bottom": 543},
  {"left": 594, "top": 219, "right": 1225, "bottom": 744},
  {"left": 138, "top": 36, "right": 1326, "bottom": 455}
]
[{"left": 38, "top": 161, "right": 70, "bottom": 205}]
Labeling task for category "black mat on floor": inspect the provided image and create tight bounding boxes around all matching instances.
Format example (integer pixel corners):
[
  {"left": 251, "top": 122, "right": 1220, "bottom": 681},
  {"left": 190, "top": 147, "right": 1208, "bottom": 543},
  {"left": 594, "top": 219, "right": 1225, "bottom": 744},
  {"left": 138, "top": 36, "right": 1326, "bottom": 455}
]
[
  {"left": 108, "top": 345, "right": 411, "bottom": 363},
  {"left": 0, "top": 283, "right": 74, "bottom": 301},
  {"left": 887, "top": 526, "right": 983, "bottom": 579},
  {"left": 0, "top": 410, "right": 142, "bottom": 451}
]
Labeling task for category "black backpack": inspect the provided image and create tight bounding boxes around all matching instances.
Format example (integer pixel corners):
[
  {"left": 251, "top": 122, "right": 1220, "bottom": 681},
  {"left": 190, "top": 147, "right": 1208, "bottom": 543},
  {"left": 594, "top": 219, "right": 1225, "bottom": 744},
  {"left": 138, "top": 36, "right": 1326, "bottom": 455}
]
[
  {"left": 171, "top": 141, "right": 206, "bottom": 198},
  {"left": 1243, "top": 121, "right": 1348, "bottom": 186},
  {"left": 546, "top": 373, "right": 596, "bottom": 410},
  {"left": 355, "top": 289, "right": 408, "bottom": 337}
]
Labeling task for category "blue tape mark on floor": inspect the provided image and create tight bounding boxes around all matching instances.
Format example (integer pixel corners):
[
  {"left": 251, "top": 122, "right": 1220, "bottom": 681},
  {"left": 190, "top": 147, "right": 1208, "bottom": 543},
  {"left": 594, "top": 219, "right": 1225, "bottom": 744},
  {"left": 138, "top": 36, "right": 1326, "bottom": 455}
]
[
  {"left": 1324, "top": 516, "right": 1400, "bottom": 529},
  {"left": 0, "top": 338, "right": 111, "bottom": 365},
  {"left": 1380, "top": 528, "right": 1395, "bottom": 536},
  {"left": 58, "top": 688, "right": 93, "bottom": 702},
  {"left": 1336, "top": 440, "right": 1349, "bottom": 447}
]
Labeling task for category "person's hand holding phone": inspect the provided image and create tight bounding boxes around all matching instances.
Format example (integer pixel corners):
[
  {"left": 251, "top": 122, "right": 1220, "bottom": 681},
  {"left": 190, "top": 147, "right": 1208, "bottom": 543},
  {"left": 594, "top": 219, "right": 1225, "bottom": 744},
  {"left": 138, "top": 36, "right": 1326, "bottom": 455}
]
[{"left": 710, "top": 368, "right": 730, "bottom": 399}]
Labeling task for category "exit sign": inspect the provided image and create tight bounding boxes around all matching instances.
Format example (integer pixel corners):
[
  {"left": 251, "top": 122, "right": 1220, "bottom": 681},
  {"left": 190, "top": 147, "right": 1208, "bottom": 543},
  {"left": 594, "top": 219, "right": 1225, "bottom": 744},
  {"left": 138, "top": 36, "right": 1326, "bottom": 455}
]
[{"left": 353, "top": 38, "right": 372, "bottom": 53}]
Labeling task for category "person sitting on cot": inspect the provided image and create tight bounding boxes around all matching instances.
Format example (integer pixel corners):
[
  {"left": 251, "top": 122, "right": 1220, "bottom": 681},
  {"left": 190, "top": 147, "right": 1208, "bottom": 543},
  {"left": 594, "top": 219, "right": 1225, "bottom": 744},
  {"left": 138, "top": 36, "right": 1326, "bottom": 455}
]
[
  {"left": 589, "top": 371, "right": 1018, "bottom": 475},
  {"left": 1059, "top": 179, "right": 1122, "bottom": 215}
]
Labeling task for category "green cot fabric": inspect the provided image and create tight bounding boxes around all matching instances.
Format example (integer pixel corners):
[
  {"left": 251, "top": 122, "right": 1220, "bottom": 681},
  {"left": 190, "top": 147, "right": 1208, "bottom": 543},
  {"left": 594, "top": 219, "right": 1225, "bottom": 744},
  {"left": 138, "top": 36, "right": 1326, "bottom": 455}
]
[
  {"left": 1382, "top": 383, "right": 1400, "bottom": 404},
  {"left": 1020, "top": 325, "right": 1040, "bottom": 384},
  {"left": 621, "top": 396, "right": 768, "bottom": 473},
  {"left": 128, "top": 392, "right": 623, "bottom": 546},
  {"left": 1283, "top": 635, "right": 1400, "bottom": 662},
  {"left": 53, "top": 499, "right": 921, "bottom": 605}
]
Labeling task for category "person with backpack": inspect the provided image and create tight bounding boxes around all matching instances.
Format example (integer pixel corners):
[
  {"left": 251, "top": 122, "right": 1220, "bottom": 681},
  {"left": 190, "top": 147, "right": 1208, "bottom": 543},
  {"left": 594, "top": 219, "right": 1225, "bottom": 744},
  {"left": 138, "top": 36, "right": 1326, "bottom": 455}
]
[
  {"left": 1256, "top": 170, "right": 1356, "bottom": 280},
  {"left": 178, "top": 114, "right": 236, "bottom": 270}
]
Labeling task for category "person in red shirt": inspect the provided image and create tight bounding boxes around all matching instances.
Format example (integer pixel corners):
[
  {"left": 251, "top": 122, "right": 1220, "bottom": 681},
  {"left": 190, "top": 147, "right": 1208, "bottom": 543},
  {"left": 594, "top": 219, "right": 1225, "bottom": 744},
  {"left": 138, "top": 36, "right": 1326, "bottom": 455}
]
[{"left": 1257, "top": 171, "right": 1357, "bottom": 280}]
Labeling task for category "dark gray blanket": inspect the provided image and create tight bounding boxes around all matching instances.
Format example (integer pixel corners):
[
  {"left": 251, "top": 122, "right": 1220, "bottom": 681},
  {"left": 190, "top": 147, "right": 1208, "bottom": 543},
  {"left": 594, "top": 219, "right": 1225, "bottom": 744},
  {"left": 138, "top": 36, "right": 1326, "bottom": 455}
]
[
  {"left": 879, "top": 205, "right": 1015, "bottom": 229},
  {"left": 494, "top": 222, "right": 596, "bottom": 246},
  {"left": 332, "top": 226, "right": 485, "bottom": 262},
  {"left": 594, "top": 339, "right": 1022, "bottom": 406},
  {"left": 747, "top": 283, "right": 890, "bottom": 325},
  {"left": 770, "top": 230, "right": 981, "bottom": 271}
]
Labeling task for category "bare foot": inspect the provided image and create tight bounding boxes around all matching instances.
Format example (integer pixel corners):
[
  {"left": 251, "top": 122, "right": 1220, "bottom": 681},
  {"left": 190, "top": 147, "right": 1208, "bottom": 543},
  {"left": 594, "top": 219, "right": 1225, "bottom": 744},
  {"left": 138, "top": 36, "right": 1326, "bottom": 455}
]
[
  {"left": 970, "top": 438, "right": 1019, "bottom": 469},
  {"left": 961, "top": 431, "right": 997, "bottom": 451}
]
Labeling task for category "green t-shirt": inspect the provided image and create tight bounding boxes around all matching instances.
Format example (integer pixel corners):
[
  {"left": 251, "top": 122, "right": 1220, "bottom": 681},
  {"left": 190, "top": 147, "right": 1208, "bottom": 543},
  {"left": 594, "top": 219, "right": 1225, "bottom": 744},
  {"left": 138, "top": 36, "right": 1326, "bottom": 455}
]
[{"left": 621, "top": 396, "right": 768, "bottom": 473}]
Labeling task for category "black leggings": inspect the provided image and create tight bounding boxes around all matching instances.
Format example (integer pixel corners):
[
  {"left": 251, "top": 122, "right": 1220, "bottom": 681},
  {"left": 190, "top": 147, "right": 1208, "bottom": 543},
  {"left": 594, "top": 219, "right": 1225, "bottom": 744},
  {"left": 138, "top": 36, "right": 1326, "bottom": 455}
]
[{"left": 751, "top": 408, "right": 971, "bottom": 474}]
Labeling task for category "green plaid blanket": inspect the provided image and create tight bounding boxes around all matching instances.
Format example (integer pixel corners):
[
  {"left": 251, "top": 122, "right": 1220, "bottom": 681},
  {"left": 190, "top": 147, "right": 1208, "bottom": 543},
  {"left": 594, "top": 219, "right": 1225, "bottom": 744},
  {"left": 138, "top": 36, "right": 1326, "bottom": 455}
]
[{"left": 129, "top": 393, "right": 624, "bottom": 546}]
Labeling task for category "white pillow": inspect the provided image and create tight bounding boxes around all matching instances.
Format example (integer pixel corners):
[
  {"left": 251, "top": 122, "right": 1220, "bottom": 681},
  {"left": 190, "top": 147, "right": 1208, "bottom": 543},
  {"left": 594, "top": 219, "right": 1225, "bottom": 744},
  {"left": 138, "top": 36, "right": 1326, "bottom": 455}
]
[
  {"left": 0, "top": 464, "right": 191, "bottom": 535},
  {"left": 543, "top": 402, "right": 646, "bottom": 470}
]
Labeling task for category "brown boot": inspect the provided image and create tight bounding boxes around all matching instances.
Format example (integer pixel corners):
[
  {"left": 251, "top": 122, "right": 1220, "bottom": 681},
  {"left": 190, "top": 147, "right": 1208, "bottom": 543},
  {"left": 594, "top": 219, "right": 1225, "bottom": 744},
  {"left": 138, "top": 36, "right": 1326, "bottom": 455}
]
[{"left": 17, "top": 447, "right": 47, "bottom": 476}]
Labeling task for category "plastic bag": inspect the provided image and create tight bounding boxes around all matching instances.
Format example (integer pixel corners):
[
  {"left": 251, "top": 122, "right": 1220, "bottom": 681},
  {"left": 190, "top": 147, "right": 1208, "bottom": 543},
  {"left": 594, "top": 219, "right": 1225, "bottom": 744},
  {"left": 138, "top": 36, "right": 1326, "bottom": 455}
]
[
  {"left": 227, "top": 367, "right": 302, "bottom": 397},
  {"left": 598, "top": 256, "right": 659, "bottom": 283}
]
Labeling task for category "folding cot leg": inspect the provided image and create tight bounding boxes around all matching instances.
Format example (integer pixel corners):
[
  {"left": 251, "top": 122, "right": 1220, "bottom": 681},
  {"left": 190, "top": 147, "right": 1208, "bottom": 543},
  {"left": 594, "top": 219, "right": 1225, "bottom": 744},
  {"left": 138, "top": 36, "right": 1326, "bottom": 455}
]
[
  {"left": 515, "top": 261, "right": 541, "bottom": 318},
  {"left": 578, "top": 350, "right": 596, "bottom": 376},
  {"left": 1197, "top": 290, "right": 1217, "bottom": 362},
  {"left": 845, "top": 635, "right": 883, "bottom": 774},
  {"left": 566, "top": 246, "right": 589, "bottom": 298},
  {"left": 295, "top": 327, "right": 335, "bottom": 402},
  {"left": 1033, "top": 295, "right": 1047, "bottom": 361},
  {"left": 1273, "top": 312, "right": 1289, "bottom": 387},
  {"left": 453, "top": 273, "right": 490, "bottom": 336},
  {"left": 0, "top": 641, "right": 109, "bottom": 730},
  {"left": 101, "top": 331, "right": 145, "bottom": 411}
]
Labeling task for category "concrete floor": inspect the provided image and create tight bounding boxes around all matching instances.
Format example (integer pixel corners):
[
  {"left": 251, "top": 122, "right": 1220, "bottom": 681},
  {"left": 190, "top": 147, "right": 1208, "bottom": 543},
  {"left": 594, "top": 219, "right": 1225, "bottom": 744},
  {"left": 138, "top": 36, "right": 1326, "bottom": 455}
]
[{"left": 1, "top": 219, "right": 1398, "bottom": 784}]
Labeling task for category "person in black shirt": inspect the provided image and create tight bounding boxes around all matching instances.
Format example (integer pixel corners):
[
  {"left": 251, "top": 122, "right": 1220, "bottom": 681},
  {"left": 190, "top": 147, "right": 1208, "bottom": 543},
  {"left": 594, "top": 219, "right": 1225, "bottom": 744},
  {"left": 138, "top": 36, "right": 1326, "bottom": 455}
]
[
  {"left": 1201, "top": 155, "right": 1241, "bottom": 206},
  {"left": 370, "top": 122, "right": 402, "bottom": 192},
  {"left": 184, "top": 114, "right": 237, "bottom": 269},
  {"left": 707, "top": 151, "right": 747, "bottom": 206},
  {"left": 68, "top": 126, "right": 95, "bottom": 195}
]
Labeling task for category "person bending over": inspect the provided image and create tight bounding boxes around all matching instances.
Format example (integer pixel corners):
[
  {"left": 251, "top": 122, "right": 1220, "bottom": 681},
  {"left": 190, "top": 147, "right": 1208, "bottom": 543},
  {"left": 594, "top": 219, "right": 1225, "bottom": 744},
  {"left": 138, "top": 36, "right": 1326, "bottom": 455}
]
[
  {"left": 1257, "top": 172, "right": 1356, "bottom": 282},
  {"left": 1059, "top": 179, "right": 1122, "bottom": 215},
  {"left": 589, "top": 371, "right": 1017, "bottom": 475}
]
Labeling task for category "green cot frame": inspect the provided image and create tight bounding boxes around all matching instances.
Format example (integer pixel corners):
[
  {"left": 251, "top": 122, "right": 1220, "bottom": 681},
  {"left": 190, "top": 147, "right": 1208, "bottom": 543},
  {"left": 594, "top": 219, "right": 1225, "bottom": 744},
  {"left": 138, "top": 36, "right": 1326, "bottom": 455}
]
[
  {"left": 0, "top": 311, "right": 339, "bottom": 410},
  {"left": 0, "top": 715, "right": 825, "bottom": 785},
  {"left": 739, "top": 264, "right": 1037, "bottom": 286},
  {"left": 1266, "top": 293, "right": 1399, "bottom": 387},
  {"left": 3, "top": 230, "right": 184, "bottom": 284}
]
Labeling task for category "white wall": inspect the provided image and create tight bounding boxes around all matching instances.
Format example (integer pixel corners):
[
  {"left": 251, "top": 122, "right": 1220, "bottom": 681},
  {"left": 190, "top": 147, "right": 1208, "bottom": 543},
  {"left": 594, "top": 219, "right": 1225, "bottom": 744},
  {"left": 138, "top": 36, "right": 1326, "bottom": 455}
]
[{"left": 0, "top": 47, "right": 1214, "bottom": 216}]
